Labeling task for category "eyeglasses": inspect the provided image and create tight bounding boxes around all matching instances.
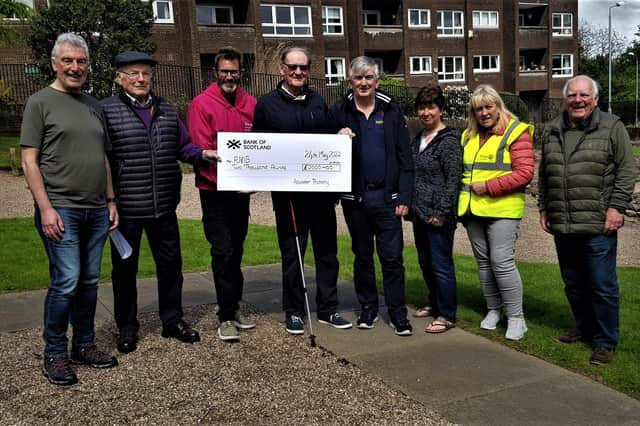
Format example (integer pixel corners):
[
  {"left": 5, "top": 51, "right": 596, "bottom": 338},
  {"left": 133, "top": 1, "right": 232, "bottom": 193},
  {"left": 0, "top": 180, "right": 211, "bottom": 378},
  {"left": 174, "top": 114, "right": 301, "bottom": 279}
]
[
  {"left": 119, "top": 70, "right": 153, "bottom": 80},
  {"left": 217, "top": 69, "right": 240, "bottom": 77},
  {"left": 282, "top": 63, "right": 309, "bottom": 72}
]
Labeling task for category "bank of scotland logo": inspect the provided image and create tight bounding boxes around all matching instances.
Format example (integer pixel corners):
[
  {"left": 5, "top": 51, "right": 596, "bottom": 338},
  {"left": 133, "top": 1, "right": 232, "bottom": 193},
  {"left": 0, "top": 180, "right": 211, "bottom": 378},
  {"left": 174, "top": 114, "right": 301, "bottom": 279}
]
[{"left": 227, "top": 139, "right": 241, "bottom": 149}]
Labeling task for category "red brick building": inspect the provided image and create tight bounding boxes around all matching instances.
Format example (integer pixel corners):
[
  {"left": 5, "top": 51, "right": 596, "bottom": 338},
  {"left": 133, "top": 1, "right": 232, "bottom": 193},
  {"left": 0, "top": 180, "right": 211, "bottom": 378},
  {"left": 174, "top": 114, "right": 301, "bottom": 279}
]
[{"left": 2, "top": 0, "right": 578, "bottom": 106}]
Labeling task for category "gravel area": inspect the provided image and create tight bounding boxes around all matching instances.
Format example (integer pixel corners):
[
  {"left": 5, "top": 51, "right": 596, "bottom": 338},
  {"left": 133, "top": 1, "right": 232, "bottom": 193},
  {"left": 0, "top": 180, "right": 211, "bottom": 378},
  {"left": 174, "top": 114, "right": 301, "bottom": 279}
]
[
  {"left": 0, "top": 305, "right": 450, "bottom": 425},
  {"left": 3, "top": 170, "right": 639, "bottom": 266}
]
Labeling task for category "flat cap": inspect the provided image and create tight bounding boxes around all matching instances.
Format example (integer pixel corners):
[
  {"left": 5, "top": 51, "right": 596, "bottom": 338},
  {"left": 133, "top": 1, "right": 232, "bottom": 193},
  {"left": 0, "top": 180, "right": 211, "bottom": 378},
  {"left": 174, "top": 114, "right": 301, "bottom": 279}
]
[{"left": 113, "top": 51, "right": 157, "bottom": 68}]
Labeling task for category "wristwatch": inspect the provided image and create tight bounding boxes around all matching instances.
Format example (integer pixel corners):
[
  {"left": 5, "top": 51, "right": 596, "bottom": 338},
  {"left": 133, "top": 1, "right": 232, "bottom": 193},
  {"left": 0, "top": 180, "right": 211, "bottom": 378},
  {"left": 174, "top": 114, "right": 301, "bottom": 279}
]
[{"left": 106, "top": 197, "right": 117, "bottom": 204}]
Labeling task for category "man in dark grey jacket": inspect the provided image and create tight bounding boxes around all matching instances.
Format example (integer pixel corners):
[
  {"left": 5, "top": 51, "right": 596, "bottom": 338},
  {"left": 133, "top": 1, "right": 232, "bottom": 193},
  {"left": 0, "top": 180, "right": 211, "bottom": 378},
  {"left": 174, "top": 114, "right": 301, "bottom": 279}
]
[
  {"left": 538, "top": 75, "right": 637, "bottom": 366},
  {"left": 102, "top": 51, "right": 218, "bottom": 353}
]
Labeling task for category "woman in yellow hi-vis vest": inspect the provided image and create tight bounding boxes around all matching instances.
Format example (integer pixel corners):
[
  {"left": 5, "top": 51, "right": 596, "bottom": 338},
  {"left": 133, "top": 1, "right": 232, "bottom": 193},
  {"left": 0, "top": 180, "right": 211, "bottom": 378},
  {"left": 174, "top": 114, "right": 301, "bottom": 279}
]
[{"left": 458, "top": 85, "right": 534, "bottom": 341}]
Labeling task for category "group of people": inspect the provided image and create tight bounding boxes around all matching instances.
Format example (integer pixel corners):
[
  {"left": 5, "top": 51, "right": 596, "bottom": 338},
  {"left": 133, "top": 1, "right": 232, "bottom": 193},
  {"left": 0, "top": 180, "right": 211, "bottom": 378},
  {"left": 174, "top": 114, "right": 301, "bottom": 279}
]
[{"left": 20, "top": 33, "right": 636, "bottom": 386}]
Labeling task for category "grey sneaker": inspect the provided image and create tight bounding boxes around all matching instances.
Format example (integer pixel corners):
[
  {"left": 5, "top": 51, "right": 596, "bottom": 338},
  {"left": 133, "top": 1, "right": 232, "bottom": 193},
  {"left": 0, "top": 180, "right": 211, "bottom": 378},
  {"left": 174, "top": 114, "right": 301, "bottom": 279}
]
[
  {"left": 218, "top": 320, "right": 240, "bottom": 341},
  {"left": 43, "top": 357, "right": 77, "bottom": 386},
  {"left": 71, "top": 345, "right": 117, "bottom": 369},
  {"left": 233, "top": 311, "right": 256, "bottom": 330},
  {"left": 318, "top": 312, "right": 352, "bottom": 329}
]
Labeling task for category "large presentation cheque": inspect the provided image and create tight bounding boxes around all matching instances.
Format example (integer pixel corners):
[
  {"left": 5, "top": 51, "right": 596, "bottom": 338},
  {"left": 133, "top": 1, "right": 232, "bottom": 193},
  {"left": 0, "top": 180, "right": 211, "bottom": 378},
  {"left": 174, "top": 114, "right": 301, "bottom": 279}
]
[{"left": 217, "top": 132, "right": 352, "bottom": 192}]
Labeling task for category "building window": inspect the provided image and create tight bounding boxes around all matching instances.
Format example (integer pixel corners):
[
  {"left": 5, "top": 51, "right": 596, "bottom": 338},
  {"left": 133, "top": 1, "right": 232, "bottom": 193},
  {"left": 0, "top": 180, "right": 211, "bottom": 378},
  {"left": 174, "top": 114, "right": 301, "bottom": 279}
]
[
  {"left": 552, "top": 13, "right": 573, "bottom": 36},
  {"left": 410, "top": 56, "right": 432, "bottom": 74},
  {"left": 325, "top": 57, "right": 345, "bottom": 86},
  {"left": 4, "top": 0, "right": 33, "bottom": 19},
  {"left": 473, "top": 55, "right": 500, "bottom": 73},
  {"left": 408, "top": 9, "right": 430, "bottom": 28},
  {"left": 552, "top": 54, "right": 573, "bottom": 77},
  {"left": 438, "top": 56, "right": 465, "bottom": 82},
  {"left": 196, "top": 5, "right": 233, "bottom": 25},
  {"left": 260, "top": 5, "right": 312, "bottom": 37},
  {"left": 362, "top": 10, "right": 381, "bottom": 26},
  {"left": 322, "top": 6, "right": 343, "bottom": 35},
  {"left": 437, "top": 11, "right": 464, "bottom": 36},
  {"left": 472, "top": 11, "right": 498, "bottom": 28},
  {"left": 151, "top": 0, "right": 174, "bottom": 23},
  {"left": 372, "top": 58, "right": 383, "bottom": 74}
]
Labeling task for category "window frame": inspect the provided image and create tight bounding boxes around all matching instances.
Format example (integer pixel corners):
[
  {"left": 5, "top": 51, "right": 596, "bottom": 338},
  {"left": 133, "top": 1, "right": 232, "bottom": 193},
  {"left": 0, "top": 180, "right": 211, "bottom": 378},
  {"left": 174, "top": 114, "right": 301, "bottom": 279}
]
[
  {"left": 196, "top": 5, "right": 234, "bottom": 25},
  {"left": 473, "top": 55, "right": 500, "bottom": 74},
  {"left": 472, "top": 10, "right": 499, "bottom": 29},
  {"left": 408, "top": 8, "right": 430, "bottom": 28},
  {"left": 437, "top": 56, "right": 465, "bottom": 82},
  {"left": 260, "top": 4, "right": 313, "bottom": 37},
  {"left": 152, "top": 0, "right": 174, "bottom": 24},
  {"left": 552, "top": 54, "right": 573, "bottom": 78},
  {"left": 437, "top": 10, "right": 464, "bottom": 37},
  {"left": 324, "top": 57, "right": 346, "bottom": 86},
  {"left": 409, "top": 56, "right": 432, "bottom": 75},
  {"left": 322, "top": 6, "right": 344, "bottom": 35},
  {"left": 552, "top": 13, "right": 573, "bottom": 36},
  {"left": 362, "top": 9, "right": 381, "bottom": 26}
]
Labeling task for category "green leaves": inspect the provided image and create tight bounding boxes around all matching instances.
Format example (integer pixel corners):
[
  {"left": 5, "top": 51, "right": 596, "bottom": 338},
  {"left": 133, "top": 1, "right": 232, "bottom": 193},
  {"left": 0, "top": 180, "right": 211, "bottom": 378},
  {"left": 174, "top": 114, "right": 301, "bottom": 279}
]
[{"left": 29, "top": 0, "right": 155, "bottom": 99}]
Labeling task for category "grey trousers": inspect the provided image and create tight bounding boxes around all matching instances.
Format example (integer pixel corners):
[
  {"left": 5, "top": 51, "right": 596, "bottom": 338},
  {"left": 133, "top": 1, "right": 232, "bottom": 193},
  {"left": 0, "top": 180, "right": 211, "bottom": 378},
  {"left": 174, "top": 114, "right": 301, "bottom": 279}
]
[{"left": 465, "top": 217, "right": 524, "bottom": 317}]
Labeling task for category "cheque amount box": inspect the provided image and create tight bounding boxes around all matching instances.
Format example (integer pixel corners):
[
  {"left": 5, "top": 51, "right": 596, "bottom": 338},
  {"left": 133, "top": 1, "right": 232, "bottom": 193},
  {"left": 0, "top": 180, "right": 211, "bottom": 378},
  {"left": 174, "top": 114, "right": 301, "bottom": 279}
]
[{"left": 301, "top": 162, "right": 341, "bottom": 172}]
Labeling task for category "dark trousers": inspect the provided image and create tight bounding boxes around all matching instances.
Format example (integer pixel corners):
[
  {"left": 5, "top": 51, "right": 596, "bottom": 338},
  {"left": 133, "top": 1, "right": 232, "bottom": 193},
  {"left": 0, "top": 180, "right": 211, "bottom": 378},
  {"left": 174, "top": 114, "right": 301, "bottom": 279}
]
[
  {"left": 272, "top": 193, "right": 339, "bottom": 317},
  {"left": 111, "top": 212, "right": 184, "bottom": 333},
  {"left": 342, "top": 190, "right": 407, "bottom": 321},
  {"left": 200, "top": 190, "right": 250, "bottom": 322},
  {"left": 413, "top": 220, "right": 458, "bottom": 322},
  {"left": 554, "top": 233, "right": 620, "bottom": 349}
]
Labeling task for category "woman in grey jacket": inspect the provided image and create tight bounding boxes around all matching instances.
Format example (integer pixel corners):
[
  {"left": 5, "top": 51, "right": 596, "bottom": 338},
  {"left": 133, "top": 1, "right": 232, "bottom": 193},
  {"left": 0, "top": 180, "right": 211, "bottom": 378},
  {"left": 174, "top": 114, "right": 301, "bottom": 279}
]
[{"left": 409, "top": 83, "right": 463, "bottom": 333}]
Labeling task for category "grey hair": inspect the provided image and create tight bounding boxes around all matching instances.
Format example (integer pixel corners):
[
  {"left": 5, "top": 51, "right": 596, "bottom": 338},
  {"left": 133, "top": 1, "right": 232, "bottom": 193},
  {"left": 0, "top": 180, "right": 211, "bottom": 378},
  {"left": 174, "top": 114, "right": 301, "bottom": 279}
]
[
  {"left": 51, "top": 33, "right": 89, "bottom": 61},
  {"left": 562, "top": 75, "right": 599, "bottom": 98},
  {"left": 280, "top": 46, "right": 311, "bottom": 66},
  {"left": 349, "top": 56, "right": 378, "bottom": 79}
]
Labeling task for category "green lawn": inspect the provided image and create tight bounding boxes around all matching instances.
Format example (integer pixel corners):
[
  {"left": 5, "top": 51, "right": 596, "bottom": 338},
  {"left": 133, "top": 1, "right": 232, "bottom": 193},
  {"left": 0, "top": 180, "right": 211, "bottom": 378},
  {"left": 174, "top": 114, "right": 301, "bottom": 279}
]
[
  {"left": 633, "top": 145, "right": 640, "bottom": 157},
  {"left": 0, "top": 135, "right": 20, "bottom": 170},
  {"left": 1, "top": 218, "right": 638, "bottom": 400}
]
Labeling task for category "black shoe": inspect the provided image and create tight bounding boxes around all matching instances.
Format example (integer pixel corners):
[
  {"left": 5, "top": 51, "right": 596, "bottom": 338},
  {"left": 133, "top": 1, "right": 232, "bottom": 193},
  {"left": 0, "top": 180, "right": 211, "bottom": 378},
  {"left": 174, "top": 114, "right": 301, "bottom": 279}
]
[
  {"left": 390, "top": 318, "right": 413, "bottom": 336},
  {"left": 117, "top": 330, "right": 138, "bottom": 354},
  {"left": 356, "top": 309, "right": 379, "bottom": 329},
  {"left": 43, "top": 357, "right": 78, "bottom": 386},
  {"left": 71, "top": 345, "right": 118, "bottom": 369},
  {"left": 161, "top": 320, "right": 200, "bottom": 343}
]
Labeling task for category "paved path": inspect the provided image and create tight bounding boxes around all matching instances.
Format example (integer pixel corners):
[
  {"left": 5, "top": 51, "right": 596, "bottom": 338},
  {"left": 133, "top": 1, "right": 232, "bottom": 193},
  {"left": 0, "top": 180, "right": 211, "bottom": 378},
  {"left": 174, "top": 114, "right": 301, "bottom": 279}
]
[{"left": 2, "top": 266, "right": 639, "bottom": 425}]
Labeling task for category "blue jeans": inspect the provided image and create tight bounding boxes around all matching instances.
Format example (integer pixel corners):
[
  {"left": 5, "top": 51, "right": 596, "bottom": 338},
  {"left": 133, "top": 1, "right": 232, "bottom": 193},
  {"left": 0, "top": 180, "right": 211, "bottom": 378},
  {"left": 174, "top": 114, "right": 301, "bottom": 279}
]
[
  {"left": 554, "top": 233, "right": 619, "bottom": 350},
  {"left": 342, "top": 189, "right": 407, "bottom": 321},
  {"left": 413, "top": 220, "right": 458, "bottom": 322},
  {"left": 36, "top": 207, "right": 109, "bottom": 358}
]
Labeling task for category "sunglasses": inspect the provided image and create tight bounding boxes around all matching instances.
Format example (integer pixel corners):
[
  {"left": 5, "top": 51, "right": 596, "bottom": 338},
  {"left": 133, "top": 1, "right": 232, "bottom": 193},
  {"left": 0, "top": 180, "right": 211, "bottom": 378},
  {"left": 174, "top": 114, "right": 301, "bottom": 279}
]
[{"left": 282, "top": 63, "right": 309, "bottom": 72}]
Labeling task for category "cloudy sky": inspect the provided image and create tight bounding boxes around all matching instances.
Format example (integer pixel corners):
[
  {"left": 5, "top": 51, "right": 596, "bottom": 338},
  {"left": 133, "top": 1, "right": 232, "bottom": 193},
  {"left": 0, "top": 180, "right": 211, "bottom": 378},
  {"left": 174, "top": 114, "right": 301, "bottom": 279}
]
[{"left": 579, "top": 0, "right": 640, "bottom": 45}]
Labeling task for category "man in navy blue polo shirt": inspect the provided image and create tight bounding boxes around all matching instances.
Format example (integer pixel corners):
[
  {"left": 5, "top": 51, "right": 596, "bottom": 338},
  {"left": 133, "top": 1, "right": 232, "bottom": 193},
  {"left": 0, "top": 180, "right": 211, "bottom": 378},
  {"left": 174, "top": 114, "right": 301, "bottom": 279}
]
[{"left": 329, "top": 56, "right": 414, "bottom": 335}]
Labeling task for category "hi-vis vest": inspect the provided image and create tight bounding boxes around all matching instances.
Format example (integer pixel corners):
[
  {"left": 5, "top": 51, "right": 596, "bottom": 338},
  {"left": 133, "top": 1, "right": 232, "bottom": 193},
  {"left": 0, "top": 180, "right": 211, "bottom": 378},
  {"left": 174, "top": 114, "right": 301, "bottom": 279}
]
[{"left": 457, "top": 118, "right": 533, "bottom": 218}]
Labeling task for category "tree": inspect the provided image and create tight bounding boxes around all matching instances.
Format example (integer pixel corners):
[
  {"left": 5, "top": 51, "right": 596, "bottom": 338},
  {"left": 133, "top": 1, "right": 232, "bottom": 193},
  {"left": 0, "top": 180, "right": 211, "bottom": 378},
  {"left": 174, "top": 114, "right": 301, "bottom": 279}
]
[
  {"left": 0, "top": 0, "right": 33, "bottom": 46},
  {"left": 29, "top": 0, "right": 155, "bottom": 99},
  {"left": 577, "top": 20, "right": 630, "bottom": 107}
]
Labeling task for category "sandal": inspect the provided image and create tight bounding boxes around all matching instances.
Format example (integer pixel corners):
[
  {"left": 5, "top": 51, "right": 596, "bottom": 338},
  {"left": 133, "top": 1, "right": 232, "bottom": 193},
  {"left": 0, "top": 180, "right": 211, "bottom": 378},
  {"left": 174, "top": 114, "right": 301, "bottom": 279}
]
[
  {"left": 425, "top": 317, "right": 455, "bottom": 334},
  {"left": 413, "top": 306, "right": 433, "bottom": 318}
]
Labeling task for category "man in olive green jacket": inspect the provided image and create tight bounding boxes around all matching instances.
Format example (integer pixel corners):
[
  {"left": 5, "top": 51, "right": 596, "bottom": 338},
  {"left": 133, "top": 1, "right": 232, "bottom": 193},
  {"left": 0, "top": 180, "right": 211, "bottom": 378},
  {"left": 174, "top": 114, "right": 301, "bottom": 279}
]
[{"left": 538, "top": 75, "right": 637, "bottom": 366}]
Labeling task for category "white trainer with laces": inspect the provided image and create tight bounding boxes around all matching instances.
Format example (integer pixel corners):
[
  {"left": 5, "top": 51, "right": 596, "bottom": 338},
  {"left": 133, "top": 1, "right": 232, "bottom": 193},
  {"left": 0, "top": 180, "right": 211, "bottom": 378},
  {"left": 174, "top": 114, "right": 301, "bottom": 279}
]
[{"left": 480, "top": 309, "right": 502, "bottom": 330}]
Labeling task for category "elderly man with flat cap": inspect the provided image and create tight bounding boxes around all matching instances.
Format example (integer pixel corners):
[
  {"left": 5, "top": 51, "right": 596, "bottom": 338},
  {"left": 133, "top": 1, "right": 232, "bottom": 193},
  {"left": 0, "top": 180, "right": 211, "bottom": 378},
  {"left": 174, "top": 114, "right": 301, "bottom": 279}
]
[{"left": 101, "top": 51, "right": 218, "bottom": 353}]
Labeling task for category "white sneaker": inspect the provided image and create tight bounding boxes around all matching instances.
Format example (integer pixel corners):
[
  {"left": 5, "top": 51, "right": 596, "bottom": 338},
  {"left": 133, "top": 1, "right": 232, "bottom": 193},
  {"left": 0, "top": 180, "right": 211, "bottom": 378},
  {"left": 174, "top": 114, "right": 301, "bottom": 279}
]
[
  {"left": 480, "top": 309, "right": 502, "bottom": 330},
  {"left": 505, "top": 317, "right": 528, "bottom": 341}
]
